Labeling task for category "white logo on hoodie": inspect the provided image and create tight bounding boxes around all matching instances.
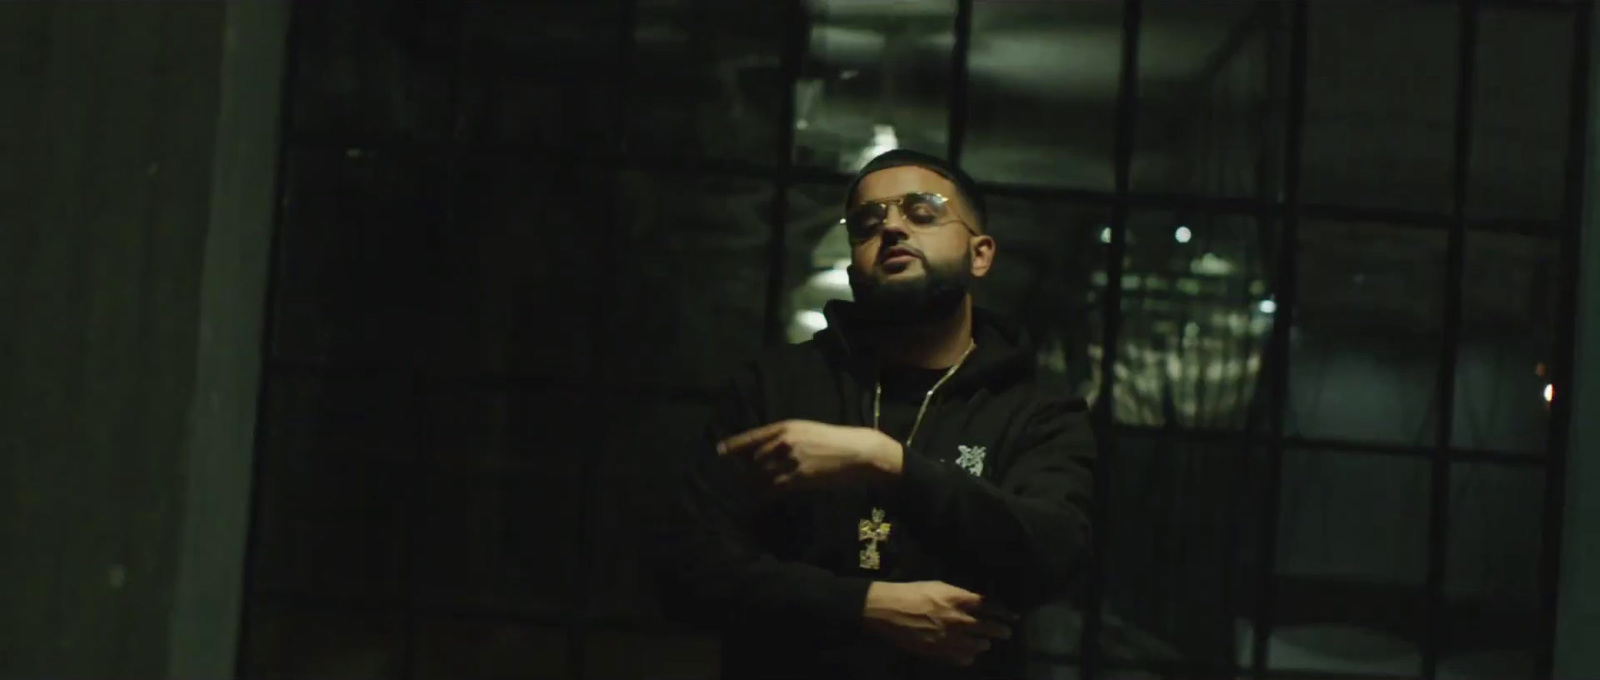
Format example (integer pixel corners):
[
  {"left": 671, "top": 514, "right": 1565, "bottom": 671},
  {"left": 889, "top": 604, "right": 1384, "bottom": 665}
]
[{"left": 955, "top": 445, "right": 987, "bottom": 477}]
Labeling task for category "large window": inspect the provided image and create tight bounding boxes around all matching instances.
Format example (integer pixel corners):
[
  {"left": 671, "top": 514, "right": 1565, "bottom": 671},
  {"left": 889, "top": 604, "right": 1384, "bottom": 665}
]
[{"left": 240, "top": 1, "right": 1590, "bottom": 679}]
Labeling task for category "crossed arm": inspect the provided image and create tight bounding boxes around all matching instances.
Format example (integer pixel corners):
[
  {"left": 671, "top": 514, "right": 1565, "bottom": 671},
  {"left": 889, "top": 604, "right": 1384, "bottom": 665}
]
[{"left": 652, "top": 370, "right": 1097, "bottom": 632}]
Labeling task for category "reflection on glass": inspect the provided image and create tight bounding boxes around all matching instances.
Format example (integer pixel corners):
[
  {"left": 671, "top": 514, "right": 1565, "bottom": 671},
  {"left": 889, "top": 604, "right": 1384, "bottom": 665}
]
[
  {"left": 1468, "top": 6, "right": 1576, "bottom": 222},
  {"left": 287, "top": 1, "right": 456, "bottom": 137},
  {"left": 456, "top": 1, "right": 625, "bottom": 150},
  {"left": 1100, "top": 212, "right": 1277, "bottom": 430},
  {"left": 1133, "top": 0, "right": 1284, "bottom": 198},
  {"left": 1454, "top": 233, "right": 1559, "bottom": 453},
  {"left": 415, "top": 619, "right": 568, "bottom": 680},
  {"left": 275, "top": 150, "right": 436, "bottom": 367},
  {"left": 963, "top": 0, "right": 1122, "bottom": 189},
  {"left": 609, "top": 172, "right": 772, "bottom": 388},
  {"left": 1101, "top": 436, "right": 1258, "bottom": 669},
  {"left": 795, "top": 0, "right": 955, "bottom": 172},
  {"left": 785, "top": 184, "right": 855, "bottom": 343},
  {"left": 241, "top": 604, "right": 402, "bottom": 679},
  {"left": 1288, "top": 221, "right": 1444, "bottom": 446},
  {"left": 1301, "top": 2, "right": 1458, "bottom": 212},
  {"left": 1441, "top": 463, "right": 1544, "bottom": 679},
  {"left": 592, "top": 400, "right": 715, "bottom": 621},
  {"left": 978, "top": 198, "right": 1105, "bottom": 397},
  {"left": 631, "top": 0, "right": 789, "bottom": 163},
  {"left": 1262, "top": 450, "right": 1429, "bottom": 676},
  {"left": 438, "top": 158, "right": 607, "bottom": 380}
]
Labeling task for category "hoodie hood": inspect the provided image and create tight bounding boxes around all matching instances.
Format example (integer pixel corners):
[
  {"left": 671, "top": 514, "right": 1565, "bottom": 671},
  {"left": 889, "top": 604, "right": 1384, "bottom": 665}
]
[{"left": 813, "top": 299, "right": 1034, "bottom": 394}]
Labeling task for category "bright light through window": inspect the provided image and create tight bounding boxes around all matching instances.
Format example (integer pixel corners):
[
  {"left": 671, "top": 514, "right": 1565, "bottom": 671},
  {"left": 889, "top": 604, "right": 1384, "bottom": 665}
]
[{"left": 797, "top": 310, "right": 829, "bottom": 333}]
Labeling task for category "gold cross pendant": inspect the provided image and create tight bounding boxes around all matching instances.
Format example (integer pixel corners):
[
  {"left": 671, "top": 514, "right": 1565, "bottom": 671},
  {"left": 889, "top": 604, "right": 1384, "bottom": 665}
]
[{"left": 858, "top": 507, "right": 892, "bottom": 570}]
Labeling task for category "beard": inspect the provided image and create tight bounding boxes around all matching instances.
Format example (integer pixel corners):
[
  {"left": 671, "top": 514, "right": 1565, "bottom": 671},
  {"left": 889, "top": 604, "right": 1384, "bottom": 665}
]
[{"left": 847, "top": 249, "right": 973, "bottom": 326}]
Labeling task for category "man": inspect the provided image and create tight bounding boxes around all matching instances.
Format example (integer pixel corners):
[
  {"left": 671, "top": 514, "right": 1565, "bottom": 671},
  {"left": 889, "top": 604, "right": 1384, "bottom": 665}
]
[{"left": 654, "top": 149, "right": 1096, "bottom": 679}]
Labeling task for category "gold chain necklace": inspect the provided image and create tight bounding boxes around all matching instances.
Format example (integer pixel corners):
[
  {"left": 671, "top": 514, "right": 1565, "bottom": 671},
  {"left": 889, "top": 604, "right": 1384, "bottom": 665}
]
[
  {"left": 859, "top": 340, "right": 975, "bottom": 571},
  {"left": 871, "top": 340, "right": 976, "bottom": 447}
]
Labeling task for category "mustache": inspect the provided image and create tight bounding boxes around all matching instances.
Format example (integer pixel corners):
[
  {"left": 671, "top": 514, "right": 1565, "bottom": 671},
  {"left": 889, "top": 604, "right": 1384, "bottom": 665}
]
[{"left": 878, "top": 244, "right": 926, "bottom": 264}]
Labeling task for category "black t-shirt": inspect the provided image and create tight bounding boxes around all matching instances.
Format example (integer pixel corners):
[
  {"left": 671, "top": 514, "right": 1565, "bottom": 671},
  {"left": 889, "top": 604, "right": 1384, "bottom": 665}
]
[{"left": 874, "top": 364, "right": 952, "bottom": 444}]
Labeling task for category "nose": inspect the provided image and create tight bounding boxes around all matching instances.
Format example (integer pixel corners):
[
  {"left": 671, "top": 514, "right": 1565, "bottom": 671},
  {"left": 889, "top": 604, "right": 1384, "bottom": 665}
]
[{"left": 878, "top": 205, "right": 913, "bottom": 240}]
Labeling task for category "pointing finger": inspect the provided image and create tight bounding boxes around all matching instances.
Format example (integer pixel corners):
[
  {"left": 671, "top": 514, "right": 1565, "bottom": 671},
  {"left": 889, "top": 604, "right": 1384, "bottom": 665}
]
[{"left": 717, "top": 422, "right": 785, "bottom": 456}]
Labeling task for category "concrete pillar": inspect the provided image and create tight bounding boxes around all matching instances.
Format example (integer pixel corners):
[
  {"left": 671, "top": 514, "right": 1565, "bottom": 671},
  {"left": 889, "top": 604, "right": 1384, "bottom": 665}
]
[
  {"left": 1553, "top": 5, "right": 1600, "bottom": 678},
  {"left": 0, "top": 3, "right": 286, "bottom": 678}
]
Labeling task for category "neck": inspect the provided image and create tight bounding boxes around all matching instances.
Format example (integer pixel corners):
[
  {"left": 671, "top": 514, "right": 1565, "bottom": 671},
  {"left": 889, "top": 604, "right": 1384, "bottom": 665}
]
[{"left": 871, "top": 297, "right": 974, "bottom": 369}]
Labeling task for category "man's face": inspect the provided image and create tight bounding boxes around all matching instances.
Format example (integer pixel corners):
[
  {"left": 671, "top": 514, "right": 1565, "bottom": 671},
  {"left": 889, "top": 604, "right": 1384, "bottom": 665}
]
[{"left": 846, "top": 166, "right": 996, "bottom": 324}]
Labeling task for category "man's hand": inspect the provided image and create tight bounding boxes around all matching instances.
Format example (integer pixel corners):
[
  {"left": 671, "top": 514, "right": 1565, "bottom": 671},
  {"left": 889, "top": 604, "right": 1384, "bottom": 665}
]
[
  {"left": 717, "top": 420, "right": 904, "bottom": 490},
  {"left": 862, "top": 581, "right": 1018, "bottom": 667}
]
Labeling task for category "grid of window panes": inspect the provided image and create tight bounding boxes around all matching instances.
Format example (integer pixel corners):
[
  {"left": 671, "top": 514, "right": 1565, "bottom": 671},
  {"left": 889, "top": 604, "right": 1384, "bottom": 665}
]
[{"left": 238, "top": 1, "right": 1590, "bottom": 679}]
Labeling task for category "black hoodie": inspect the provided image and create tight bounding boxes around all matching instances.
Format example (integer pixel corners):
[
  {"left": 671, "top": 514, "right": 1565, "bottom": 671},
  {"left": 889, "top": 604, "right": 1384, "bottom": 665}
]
[{"left": 654, "top": 301, "right": 1097, "bottom": 679}]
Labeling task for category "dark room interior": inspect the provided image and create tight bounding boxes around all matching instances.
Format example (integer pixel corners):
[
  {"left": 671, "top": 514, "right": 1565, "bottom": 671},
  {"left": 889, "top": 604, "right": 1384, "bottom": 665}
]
[{"left": 3, "top": 1, "right": 1600, "bottom": 679}]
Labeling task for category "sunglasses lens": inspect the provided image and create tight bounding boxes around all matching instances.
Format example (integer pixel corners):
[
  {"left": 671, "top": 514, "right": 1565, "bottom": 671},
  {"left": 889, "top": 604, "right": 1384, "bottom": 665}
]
[
  {"left": 901, "top": 193, "right": 946, "bottom": 225},
  {"left": 846, "top": 203, "right": 886, "bottom": 239}
]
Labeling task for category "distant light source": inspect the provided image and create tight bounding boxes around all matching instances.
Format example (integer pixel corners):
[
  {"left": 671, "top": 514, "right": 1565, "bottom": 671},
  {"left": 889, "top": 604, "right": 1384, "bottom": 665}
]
[
  {"left": 1175, "top": 226, "right": 1192, "bottom": 243},
  {"left": 1100, "top": 227, "right": 1112, "bottom": 244},
  {"left": 812, "top": 267, "right": 850, "bottom": 289},
  {"left": 1536, "top": 362, "right": 1547, "bottom": 377},
  {"left": 855, "top": 124, "right": 900, "bottom": 170},
  {"left": 1258, "top": 299, "right": 1277, "bottom": 314},
  {"left": 1545, "top": 383, "right": 1555, "bottom": 403},
  {"left": 797, "top": 310, "right": 829, "bottom": 332}
]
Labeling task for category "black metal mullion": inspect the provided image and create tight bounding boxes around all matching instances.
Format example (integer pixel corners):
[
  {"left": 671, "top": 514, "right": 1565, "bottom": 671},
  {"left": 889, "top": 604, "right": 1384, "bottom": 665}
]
[
  {"left": 760, "top": 0, "right": 808, "bottom": 348},
  {"left": 1252, "top": 0, "right": 1307, "bottom": 676},
  {"left": 1080, "top": 3, "right": 1141, "bottom": 679},
  {"left": 1422, "top": 3, "right": 1477, "bottom": 678},
  {"left": 946, "top": 0, "right": 974, "bottom": 166},
  {"left": 232, "top": 4, "right": 306, "bottom": 675},
  {"left": 568, "top": 3, "right": 640, "bottom": 677},
  {"left": 1536, "top": 3, "right": 1593, "bottom": 679},
  {"left": 400, "top": 4, "right": 472, "bottom": 679}
]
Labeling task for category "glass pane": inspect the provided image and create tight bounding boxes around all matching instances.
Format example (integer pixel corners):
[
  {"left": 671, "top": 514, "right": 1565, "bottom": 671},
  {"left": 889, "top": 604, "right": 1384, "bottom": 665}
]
[
  {"left": 963, "top": 0, "right": 1121, "bottom": 189},
  {"left": 251, "top": 374, "right": 415, "bottom": 599},
  {"left": 631, "top": 0, "right": 789, "bottom": 164},
  {"left": 1264, "top": 449, "right": 1428, "bottom": 677},
  {"left": 1441, "top": 462, "right": 1544, "bottom": 679},
  {"left": 273, "top": 149, "right": 439, "bottom": 367},
  {"left": 414, "top": 619, "right": 569, "bottom": 680},
  {"left": 1467, "top": 6, "right": 1576, "bottom": 223},
  {"left": 589, "top": 398, "right": 716, "bottom": 621},
  {"left": 1133, "top": 0, "right": 1286, "bottom": 199},
  {"left": 983, "top": 198, "right": 1106, "bottom": 398},
  {"left": 585, "top": 627, "right": 720, "bottom": 680},
  {"left": 782, "top": 184, "right": 853, "bottom": 344},
  {"left": 457, "top": 0, "right": 626, "bottom": 151},
  {"left": 1288, "top": 221, "right": 1445, "bottom": 446},
  {"left": 606, "top": 172, "right": 771, "bottom": 390},
  {"left": 1100, "top": 436, "right": 1258, "bottom": 670},
  {"left": 287, "top": 0, "right": 456, "bottom": 138},
  {"left": 1453, "top": 233, "right": 1560, "bottom": 453},
  {"left": 796, "top": 0, "right": 955, "bottom": 173},
  {"left": 240, "top": 602, "right": 402, "bottom": 679},
  {"left": 1110, "top": 211, "right": 1277, "bottom": 430},
  {"left": 434, "top": 157, "right": 609, "bottom": 381},
  {"left": 412, "top": 389, "right": 585, "bottom": 616},
  {"left": 1301, "top": 2, "right": 1458, "bottom": 212}
]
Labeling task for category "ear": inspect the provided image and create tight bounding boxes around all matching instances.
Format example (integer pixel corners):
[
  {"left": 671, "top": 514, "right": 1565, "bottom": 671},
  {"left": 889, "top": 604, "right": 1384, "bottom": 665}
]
[{"left": 969, "top": 234, "right": 996, "bottom": 279}]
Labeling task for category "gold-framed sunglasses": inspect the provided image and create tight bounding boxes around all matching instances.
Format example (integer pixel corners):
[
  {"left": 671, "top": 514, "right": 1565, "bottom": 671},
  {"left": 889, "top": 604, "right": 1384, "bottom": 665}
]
[{"left": 845, "top": 192, "right": 977, "bottom": 243}]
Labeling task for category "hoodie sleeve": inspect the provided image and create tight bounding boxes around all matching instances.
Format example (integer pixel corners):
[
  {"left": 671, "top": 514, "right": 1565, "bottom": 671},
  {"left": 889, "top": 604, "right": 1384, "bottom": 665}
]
[
  {"left": 652, "top": 365, "right": 873, "bottom": 632},
  {"left": 893, "top": 392, "right": 1096, "bottom": 608}
]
